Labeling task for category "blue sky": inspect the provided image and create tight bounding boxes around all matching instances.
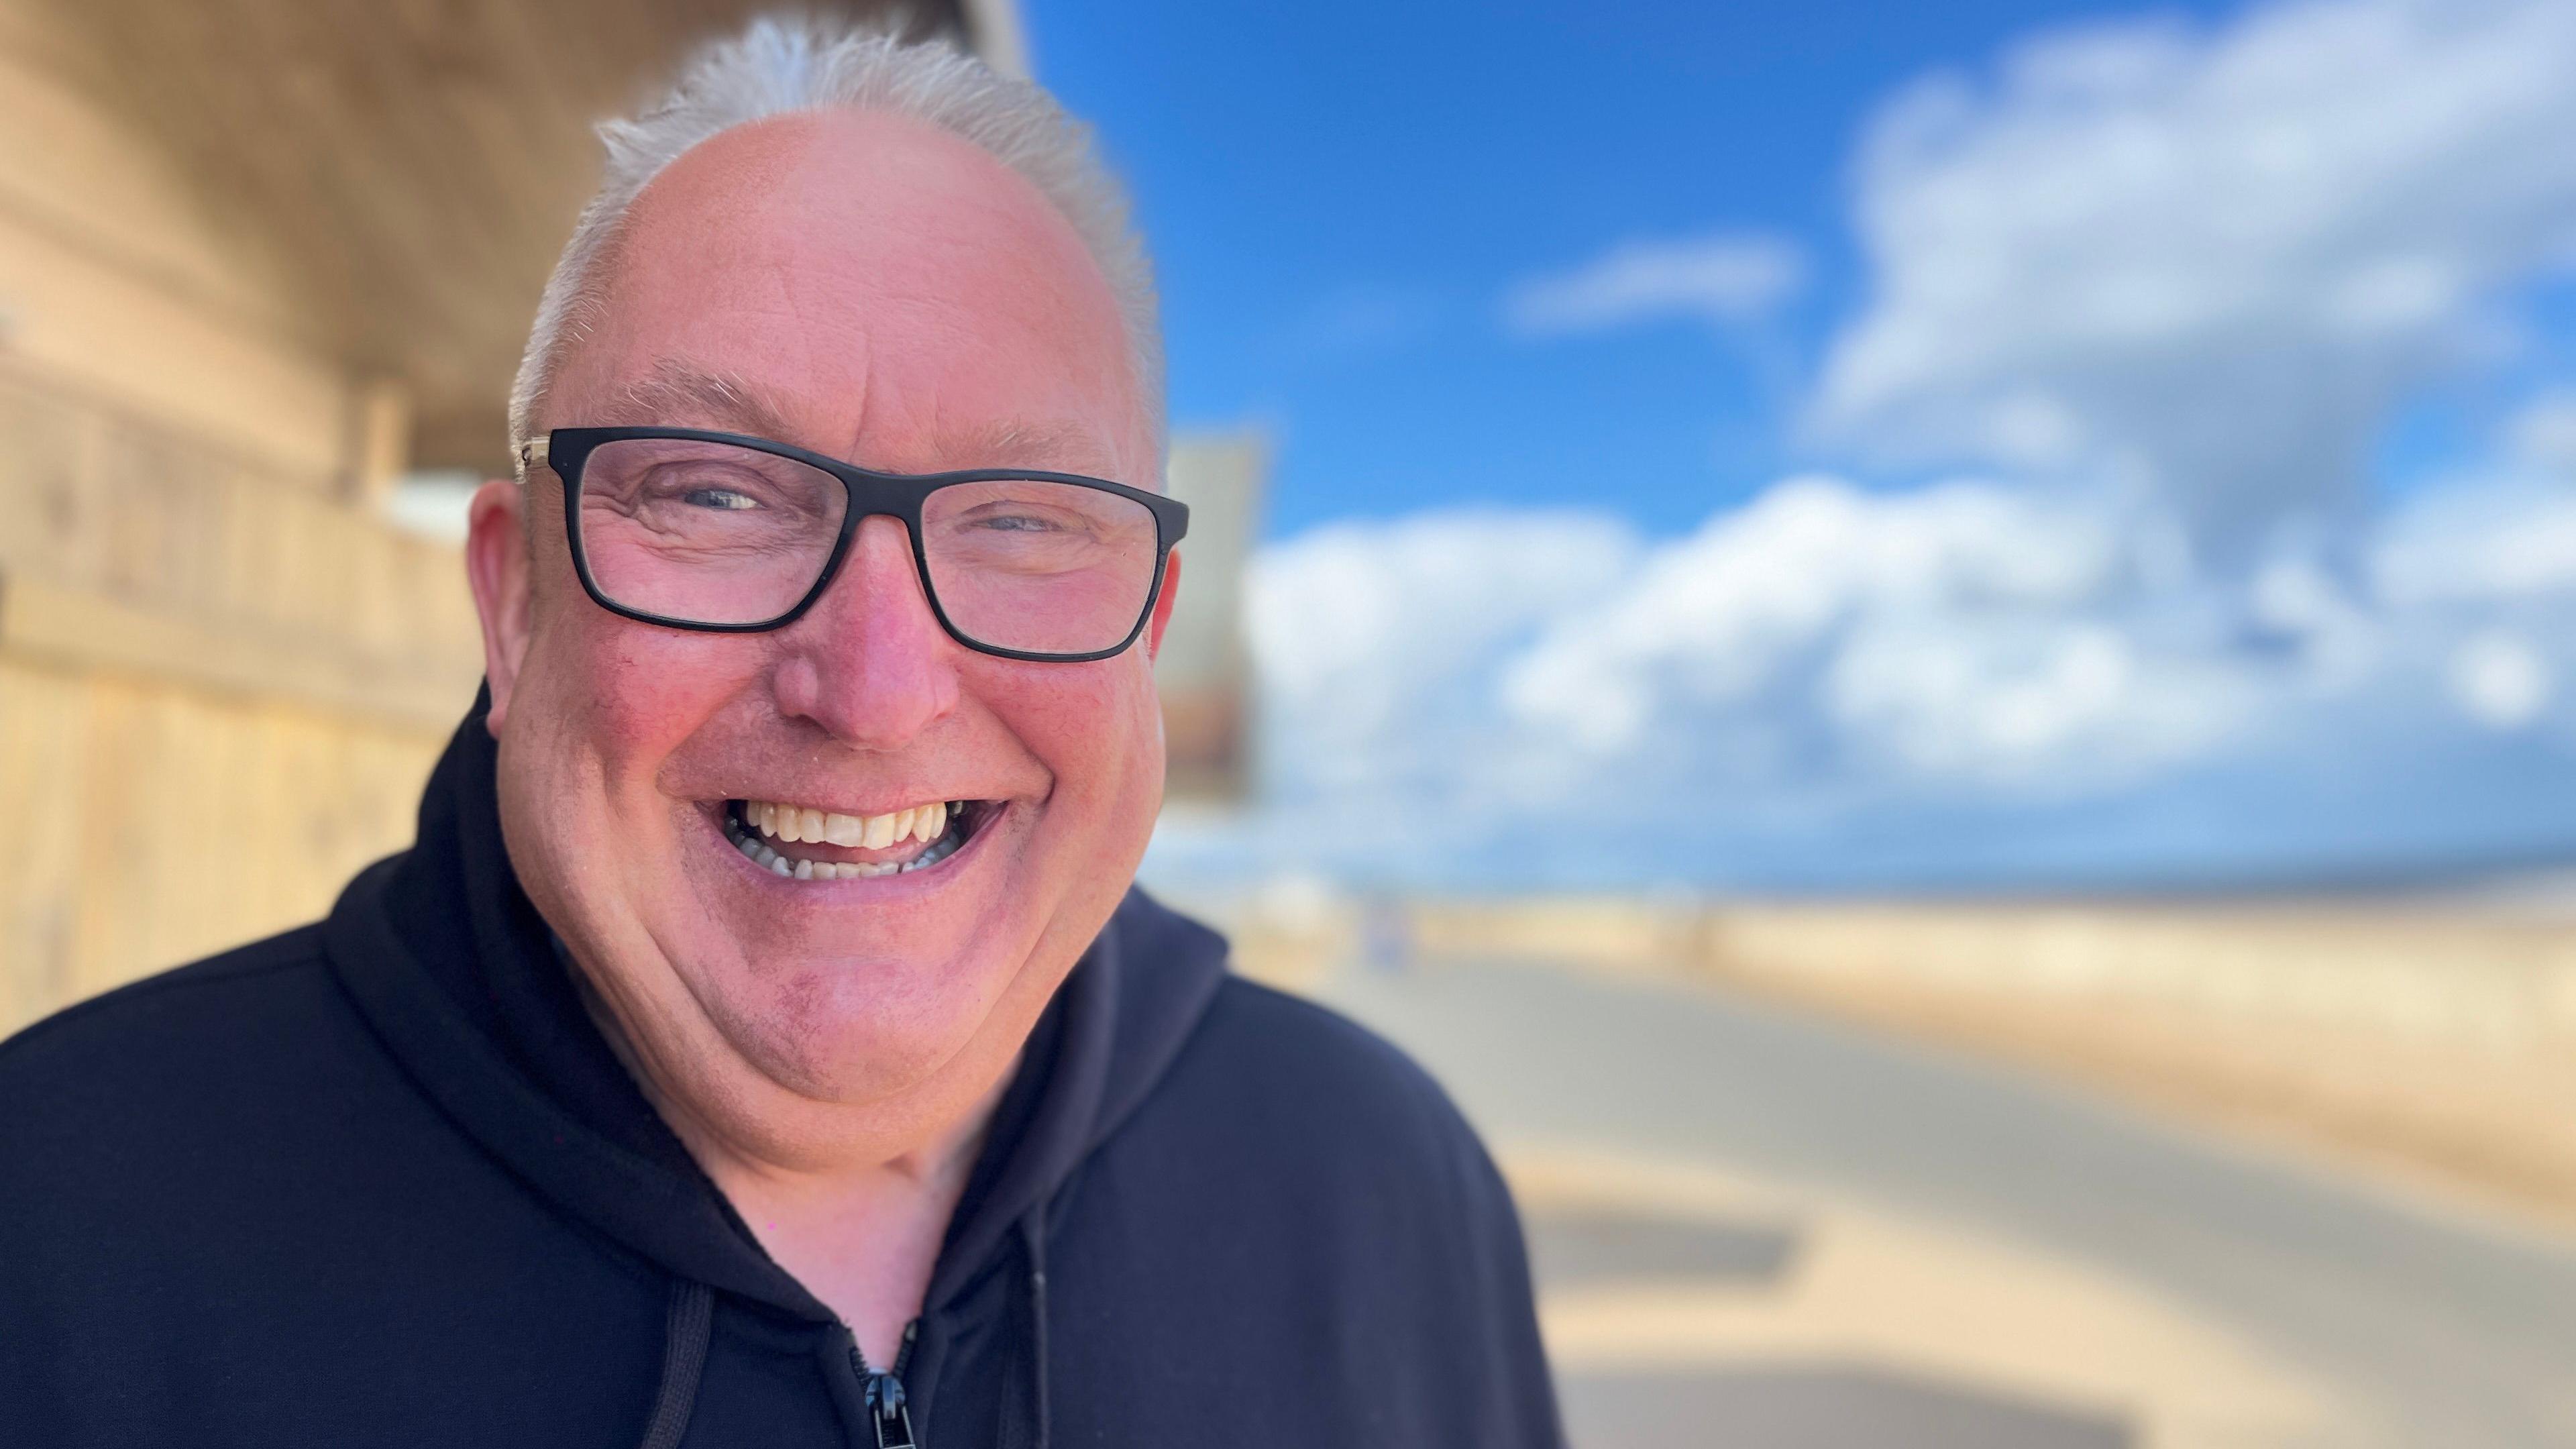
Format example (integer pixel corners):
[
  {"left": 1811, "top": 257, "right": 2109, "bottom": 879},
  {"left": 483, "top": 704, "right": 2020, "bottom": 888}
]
[
  {"left": 1036, "top": 0, "right": 2237, "bottom": 535},
  {"left": 1028, "top": 0, "right": 2576, "bottom": 892}
]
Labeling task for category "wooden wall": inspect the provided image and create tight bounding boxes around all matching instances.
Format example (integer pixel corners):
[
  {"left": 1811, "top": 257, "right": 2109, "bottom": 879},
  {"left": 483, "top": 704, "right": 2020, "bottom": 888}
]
[
  {"left": 0, "top": 25, "right": 482, "bottom": 1033},
  {"left": 0, "top": 0, "right": 1011, "bottom": 1034}
]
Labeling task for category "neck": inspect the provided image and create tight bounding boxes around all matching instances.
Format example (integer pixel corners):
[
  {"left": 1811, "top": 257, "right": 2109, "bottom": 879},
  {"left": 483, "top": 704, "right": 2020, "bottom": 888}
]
[
  {"left": 573, "top": 966, "right": 1017, "bottom": 1364},
  {"left": 694, "top": 1063, "right": 1014, "bottom": 1368}
]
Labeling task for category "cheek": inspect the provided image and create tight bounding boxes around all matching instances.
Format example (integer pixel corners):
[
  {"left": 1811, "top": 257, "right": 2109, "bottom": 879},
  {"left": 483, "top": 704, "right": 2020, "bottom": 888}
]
[
  {"left": 526, "top": 606, "right": 765, "bottom": 781},
  {"left": 983, "top": 655, "right": 1164, "bottom": 808},
  {"left": 519, "top": 500, "right": 739, "bottom": 769}
]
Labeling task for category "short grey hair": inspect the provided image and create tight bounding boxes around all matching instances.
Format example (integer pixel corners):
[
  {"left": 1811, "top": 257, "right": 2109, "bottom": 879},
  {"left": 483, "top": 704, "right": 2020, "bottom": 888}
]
[{"left": 508, "top": 15, "right": 1163, "bottom": 462}]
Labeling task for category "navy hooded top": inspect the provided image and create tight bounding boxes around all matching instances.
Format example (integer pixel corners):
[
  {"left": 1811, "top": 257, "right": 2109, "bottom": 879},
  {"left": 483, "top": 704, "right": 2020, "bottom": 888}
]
[{"left": 0, "top": 702, "right": 1564, "bottom": 1447}]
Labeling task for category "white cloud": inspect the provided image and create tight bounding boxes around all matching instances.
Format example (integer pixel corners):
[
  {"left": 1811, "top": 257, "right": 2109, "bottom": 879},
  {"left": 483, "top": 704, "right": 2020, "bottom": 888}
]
[
  {"left": 1189, "top": 461, "right": 2576, "bottom": 890},
  {"left": 2451, "top": 630, "right": 2552, "bottom": 729},
  {"left": 1246, "top": 508, "right": 1640, "bottom": 801},
  {"left": 1497, "top": 476, "right": 2138, "bottom": 769},
  {"left": 2506, "top": 388, "right": 2576, "bottom": 472},
  {"left": 1244, "top": 478, "right": 2225, "bottom": 808},
  {"left": 1809, "top": 0, "right": 2576, "bottom": 549},
  {"left": 1505, "top": 231, "right": 1806, "bottom": 337},
  {"left": 2371, "top": 477, "right": 2576, "bottom": 604},
  {"left": 1823, "top": 612, "right": 2252, "bottom": 788}
]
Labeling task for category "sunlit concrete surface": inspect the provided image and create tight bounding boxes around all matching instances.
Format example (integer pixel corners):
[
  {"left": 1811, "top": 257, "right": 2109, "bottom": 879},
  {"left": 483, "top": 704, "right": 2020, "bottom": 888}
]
[
  {"left": 1515, "top": 1148, "right": 2339, "bottom": 1449},
  {"left": 1317, "top": 957, "right": 2576, "bottom": 1449}
]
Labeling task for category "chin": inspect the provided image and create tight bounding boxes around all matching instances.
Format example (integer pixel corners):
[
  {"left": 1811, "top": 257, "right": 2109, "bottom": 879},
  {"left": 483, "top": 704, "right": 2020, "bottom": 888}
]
[{"left": 687, "top": 911, "right": 1031, "bottom": 1104}]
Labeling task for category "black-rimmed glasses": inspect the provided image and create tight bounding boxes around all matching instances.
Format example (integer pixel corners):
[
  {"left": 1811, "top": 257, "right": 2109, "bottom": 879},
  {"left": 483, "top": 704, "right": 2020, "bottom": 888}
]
[{"left": 520, "top": 427, "right": 1189, "bottom": 663}]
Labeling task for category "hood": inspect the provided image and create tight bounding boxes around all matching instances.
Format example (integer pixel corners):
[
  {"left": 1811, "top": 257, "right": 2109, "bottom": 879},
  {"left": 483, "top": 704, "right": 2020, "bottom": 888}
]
[{"left": 321, "top": 692, "right": 1232, "bottom": 1334}]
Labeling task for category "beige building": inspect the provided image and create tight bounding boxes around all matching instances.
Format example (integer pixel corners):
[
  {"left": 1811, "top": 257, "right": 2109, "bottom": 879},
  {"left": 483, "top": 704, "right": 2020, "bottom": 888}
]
[
  {"left": 0, "top": 0, "right": 1035, "bottom": 1031},
  {"left": 1157, "top": 435, "right": 1267, "bottom": 802}
]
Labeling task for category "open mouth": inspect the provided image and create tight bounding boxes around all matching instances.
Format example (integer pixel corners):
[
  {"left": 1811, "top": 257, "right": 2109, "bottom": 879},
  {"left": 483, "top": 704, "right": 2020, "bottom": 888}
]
[{"left": 720, "top": 796, "right": 992, "bottom": 881}]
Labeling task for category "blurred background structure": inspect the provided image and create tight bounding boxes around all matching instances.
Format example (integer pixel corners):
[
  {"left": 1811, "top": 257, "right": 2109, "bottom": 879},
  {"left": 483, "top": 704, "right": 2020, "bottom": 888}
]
[
  {"left": 11, "top": 0, "right": 2576, "bottom": 1444},
  {"left": 1155, "top": 433, "right": 1267, "bottom": 800}
]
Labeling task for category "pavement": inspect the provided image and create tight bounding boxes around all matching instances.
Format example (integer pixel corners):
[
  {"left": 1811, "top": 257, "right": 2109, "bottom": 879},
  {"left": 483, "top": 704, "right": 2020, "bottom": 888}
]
[{"left": 1314, "top": 956, "right": 2576, "bottom": 1449}]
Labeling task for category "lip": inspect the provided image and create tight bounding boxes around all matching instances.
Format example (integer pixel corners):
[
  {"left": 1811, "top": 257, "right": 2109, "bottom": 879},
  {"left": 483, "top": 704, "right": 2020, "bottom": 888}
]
[{"left": 696, "top": 796, "right": 1008, "bottom": 897}]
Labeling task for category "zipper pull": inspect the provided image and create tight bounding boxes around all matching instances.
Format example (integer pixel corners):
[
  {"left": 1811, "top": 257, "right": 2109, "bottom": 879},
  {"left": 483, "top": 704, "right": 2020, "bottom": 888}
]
[{"left": 863, "top": 1368, "right": 917, "bottom": 1449}]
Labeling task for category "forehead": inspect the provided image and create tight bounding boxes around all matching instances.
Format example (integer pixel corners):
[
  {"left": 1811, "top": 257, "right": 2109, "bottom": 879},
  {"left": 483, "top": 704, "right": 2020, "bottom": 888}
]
[{"left": 551, "top": 108, "right": 1142, "bottom": 479}]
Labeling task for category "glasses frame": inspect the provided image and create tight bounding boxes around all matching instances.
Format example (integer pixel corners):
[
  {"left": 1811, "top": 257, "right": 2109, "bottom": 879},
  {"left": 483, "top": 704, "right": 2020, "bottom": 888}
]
[{"left": 521, "top": 426, "right": 1190, "bottom": 663}]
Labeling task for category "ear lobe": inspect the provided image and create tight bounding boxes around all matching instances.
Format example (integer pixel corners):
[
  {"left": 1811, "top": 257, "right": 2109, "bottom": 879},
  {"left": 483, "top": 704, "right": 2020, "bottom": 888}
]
[
  {"left": 464, "top": 479, "right": 535, "bottom": 735},
  {"left": 1144, "top": 549, "right": 1183, "bottom": 660}
]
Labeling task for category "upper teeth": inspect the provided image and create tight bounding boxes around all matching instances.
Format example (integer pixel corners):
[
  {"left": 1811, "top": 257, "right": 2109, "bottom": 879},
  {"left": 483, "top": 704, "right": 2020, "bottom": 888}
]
[{"left": 746, "top": 799, "right": 951, "bottom": 848}]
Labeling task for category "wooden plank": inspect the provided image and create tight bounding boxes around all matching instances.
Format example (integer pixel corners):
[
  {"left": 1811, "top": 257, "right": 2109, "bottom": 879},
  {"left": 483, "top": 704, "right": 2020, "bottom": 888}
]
[
  {"left": 0, "top": 213, "right": 348, "bottom": 484},
  {"left": 0, "top": 569, "right": 480, "bottom": 733},
  {"left": 0, "top": 662, "right": 86, "bottom": 1024},
  {"left": 0, "top": 661, "right": 443, "bottom": 1030}
]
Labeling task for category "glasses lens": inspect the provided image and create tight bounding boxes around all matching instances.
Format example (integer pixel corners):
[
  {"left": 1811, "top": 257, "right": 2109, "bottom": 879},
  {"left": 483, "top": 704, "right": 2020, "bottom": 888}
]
[
  {"left": 574, "top": 438, "right": 847, "bottom": 626},
  {"left": 922, "top": 479, "right": 1163, "bottom": 655}
]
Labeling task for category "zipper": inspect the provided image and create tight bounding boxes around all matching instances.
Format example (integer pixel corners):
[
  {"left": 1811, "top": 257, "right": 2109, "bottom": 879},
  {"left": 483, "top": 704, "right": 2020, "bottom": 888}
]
[{"left": 849, "top": 1320, "right": 920, "bottom": 1449}]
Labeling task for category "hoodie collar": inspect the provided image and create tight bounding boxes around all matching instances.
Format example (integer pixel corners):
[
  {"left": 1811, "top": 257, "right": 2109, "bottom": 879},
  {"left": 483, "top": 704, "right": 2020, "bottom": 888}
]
[{"left": 322, "top": 695, "right": 1231, "bottom": 1323}]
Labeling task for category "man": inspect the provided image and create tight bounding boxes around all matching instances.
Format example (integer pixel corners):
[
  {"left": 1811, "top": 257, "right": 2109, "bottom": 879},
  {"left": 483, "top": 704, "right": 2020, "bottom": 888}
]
[{"left": 0, "top": 18, "right": 1560, "bottom": 1448}]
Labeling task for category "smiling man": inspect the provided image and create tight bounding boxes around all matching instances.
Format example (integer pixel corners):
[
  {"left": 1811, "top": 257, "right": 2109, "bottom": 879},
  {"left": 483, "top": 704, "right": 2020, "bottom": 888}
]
[{"left": 0, "top": 19, "right": 1558, "bottom": 1448}]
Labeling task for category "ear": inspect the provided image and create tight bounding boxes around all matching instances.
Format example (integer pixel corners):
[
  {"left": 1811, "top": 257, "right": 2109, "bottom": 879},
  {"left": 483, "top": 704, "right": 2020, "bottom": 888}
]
[
  {"left": 464, "top": 479, "right": 535, "bottom": 735},
  {"left": 1144, "top": 549, "right": 1183, "bottom": 660}
]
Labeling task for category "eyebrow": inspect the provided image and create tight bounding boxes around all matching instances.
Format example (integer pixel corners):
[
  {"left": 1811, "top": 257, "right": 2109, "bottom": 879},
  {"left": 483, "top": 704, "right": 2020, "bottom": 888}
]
[
  {"left": 594, "top": 361, "right": 800, "bottom": 441},
  {"left": 959, "top": 419, "right": 1128, "bottom": 479}
]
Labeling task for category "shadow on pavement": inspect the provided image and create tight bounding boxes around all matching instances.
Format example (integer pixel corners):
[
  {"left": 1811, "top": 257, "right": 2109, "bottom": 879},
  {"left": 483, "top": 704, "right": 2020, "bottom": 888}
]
[
  {"left": 1558, "top": 1366, "right": 2132, "bottom": 1449},
  {"left": 1526, "top": 1208, "right": 1802, "bottom": 1291}
]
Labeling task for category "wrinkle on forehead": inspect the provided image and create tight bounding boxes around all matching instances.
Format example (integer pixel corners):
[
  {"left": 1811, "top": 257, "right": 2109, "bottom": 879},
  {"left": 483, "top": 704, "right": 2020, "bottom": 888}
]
[{"left": 588, "top": 357, "right": 1134, "bottom": 482}]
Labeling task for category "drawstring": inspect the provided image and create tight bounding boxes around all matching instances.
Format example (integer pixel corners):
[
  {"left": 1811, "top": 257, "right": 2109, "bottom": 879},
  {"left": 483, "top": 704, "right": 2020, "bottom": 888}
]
[
  {"left": 637, "top": 1279, "right": 714, "bottom": 1449},
  {"left": 631, "top": 1233, "right": 1046, "bottom": 1448},
  {"left": 1020, "top": 1210, "right": 1053, "bottom": 1449}
]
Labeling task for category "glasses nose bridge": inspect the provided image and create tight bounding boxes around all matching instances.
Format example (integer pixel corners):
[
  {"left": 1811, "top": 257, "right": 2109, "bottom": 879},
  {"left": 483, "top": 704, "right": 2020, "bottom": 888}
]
[
  {"left": 833, "top": 466, "right": 935, "bottom": 533},
  {"left": 816, "top": 468, "right": 936, "bottom": 598},
  {"left": 796, "top": 510, "right": 950, "bottom": 661},
  {"left": 828, "top": 503, "right": 932, "bottom": 598},
  {"left": 778, "top": 511, "right": 961, "bottom": 747}
]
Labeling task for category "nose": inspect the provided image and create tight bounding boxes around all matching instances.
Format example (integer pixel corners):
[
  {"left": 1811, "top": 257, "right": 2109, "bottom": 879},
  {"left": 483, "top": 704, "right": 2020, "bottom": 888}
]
[{"left": 768, "top": 516, "right": 961, "bottom": 747}]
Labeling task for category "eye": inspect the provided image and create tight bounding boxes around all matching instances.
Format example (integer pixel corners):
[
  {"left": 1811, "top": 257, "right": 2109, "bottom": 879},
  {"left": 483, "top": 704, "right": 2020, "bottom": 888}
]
[
  {"left": 683, "top": 486, "right": 761, "bottom": 511},
  {"left": 973, "top": 511, "right": 1063, "bottom": 533}
]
